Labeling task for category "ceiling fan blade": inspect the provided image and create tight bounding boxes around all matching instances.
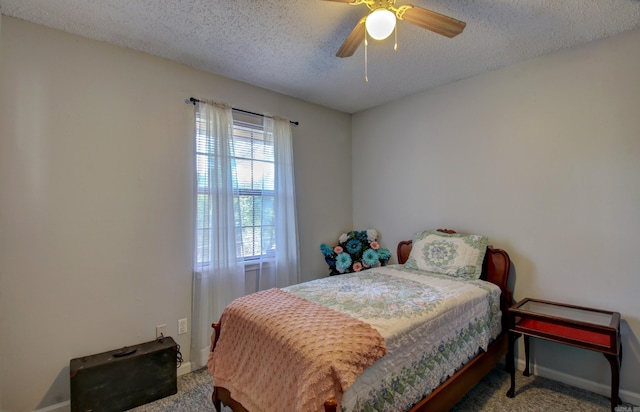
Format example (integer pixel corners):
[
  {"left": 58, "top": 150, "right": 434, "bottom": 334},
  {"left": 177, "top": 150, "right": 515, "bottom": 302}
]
[
  {"left": 336, "top": 17, "right": 366, "bottom": 58},
  {"left": 400, "top": 5, "right": 466, "bottom": 38}
]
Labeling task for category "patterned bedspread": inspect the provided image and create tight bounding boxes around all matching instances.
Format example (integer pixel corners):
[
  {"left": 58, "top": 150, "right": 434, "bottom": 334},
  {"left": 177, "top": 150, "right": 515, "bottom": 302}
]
[{"left": 284, "top": 264, "right": 502, "bottom": 412}]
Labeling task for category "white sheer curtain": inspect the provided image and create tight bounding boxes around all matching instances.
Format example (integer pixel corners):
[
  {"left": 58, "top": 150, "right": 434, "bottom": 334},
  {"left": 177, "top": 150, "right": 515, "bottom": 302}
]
[
  {"left": 252, "top": 117, "right": 300, "bottom": 290},
  {"left": 191, "top": 103, "right": 300, "bottom": 368},
  {"left": 191, "top": 101, "right": 245, "bottom": 368}
]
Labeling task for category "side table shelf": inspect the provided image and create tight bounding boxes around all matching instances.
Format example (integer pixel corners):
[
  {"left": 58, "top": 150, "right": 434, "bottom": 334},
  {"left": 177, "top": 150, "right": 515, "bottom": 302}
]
[{"left": 506, "top": 298, "right": 622, "bottom": 412}]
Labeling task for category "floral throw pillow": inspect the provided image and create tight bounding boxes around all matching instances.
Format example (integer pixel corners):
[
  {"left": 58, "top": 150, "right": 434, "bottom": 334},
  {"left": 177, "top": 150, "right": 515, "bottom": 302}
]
[
  {"left": 320, "top": 229, "right": 391, "bottom": 276},
  {"left": 404, "top": 230, "right": 488, "bottom": 279}
]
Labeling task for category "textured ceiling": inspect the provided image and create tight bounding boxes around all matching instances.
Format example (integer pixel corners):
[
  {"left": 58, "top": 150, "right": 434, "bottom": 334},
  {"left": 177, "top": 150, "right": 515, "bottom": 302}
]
[{"left": 1, "top": 0, "right": 639, "bottom": 113}]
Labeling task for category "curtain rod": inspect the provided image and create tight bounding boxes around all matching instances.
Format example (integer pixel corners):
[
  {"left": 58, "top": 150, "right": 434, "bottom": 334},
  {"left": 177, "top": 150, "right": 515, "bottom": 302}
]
[{"left": 188, "top": 97, "right": 299, "bottom": 126}]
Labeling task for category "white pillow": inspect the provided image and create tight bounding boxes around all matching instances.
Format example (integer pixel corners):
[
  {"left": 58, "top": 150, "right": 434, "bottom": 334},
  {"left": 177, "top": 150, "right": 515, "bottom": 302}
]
[{"left": 404, "top": 230, "right": 488, "bottom": 279}]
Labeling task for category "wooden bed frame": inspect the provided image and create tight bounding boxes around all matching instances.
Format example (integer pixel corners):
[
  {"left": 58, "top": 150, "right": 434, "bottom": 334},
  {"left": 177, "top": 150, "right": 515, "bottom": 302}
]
[{"left": 210, "top": 230, "right": 512, "bottom": 412}]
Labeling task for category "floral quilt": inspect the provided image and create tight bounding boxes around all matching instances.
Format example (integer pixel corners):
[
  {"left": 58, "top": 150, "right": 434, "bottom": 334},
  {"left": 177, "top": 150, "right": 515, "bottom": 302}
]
[{"left": 284, "top": 264, "right": 502, "bottom": 412}]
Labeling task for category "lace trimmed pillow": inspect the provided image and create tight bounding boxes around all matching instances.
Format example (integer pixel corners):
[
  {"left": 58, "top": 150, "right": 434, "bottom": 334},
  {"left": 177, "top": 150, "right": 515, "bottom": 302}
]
[{"left": 405, "top": 230, "right": 488, "bottom": 280}]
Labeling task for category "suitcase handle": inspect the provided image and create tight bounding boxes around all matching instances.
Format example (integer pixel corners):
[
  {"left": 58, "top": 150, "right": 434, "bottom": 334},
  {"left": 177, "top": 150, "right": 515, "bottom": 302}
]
[{"left": 113, "top": 347, "right": 137, "bottom": 357}]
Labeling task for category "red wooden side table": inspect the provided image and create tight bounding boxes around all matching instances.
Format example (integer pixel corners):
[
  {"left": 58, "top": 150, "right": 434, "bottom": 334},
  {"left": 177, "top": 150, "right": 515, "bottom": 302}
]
[{"left": 506, "top": 298, "right": 622, "bottom": 411}]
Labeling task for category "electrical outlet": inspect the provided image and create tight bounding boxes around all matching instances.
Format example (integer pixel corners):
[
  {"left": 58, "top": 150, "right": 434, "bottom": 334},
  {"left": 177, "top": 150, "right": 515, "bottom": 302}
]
[
  {"left": 178, "top": 318, "right": 188, "bottom": 335},
  {"left": 156, "top": 324, "right": 167, "bottom": 339}
]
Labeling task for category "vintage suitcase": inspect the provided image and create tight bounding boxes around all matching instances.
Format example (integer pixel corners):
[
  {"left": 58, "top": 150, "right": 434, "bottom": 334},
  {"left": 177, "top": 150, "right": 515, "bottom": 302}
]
[{"left": 70, "top": 336, "right": 178, "bottom": 412}]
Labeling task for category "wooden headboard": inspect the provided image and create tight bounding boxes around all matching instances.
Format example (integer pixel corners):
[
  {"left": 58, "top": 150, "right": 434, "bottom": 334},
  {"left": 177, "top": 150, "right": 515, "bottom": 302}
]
[{"left": 396, "top": 230, "right": 512, "bottom": 330}]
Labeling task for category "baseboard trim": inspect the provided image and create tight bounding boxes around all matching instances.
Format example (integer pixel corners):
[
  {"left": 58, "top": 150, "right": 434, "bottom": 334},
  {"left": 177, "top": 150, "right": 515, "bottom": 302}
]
[
  {"left": 516, "top": 359, "right": 640, "bottom": 406},
  {"left": 178, "top": 361, "right": 193, "bottom": 376},
  {"left": 33, "top": 401, "right": 70, "bottom": 412}
]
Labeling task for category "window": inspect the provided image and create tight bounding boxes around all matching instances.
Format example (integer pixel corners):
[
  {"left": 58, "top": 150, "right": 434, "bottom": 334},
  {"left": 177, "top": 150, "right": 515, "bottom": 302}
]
[
  {"left": 195, "top": 115, "right": 276, "bottom": 264},
  {"left": 233, "top": 121, "right": 276, "bottom": 260}
]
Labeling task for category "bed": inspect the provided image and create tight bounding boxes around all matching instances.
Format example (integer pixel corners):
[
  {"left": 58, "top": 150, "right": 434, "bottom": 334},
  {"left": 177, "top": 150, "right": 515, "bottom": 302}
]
[{"left": 208, "top": 229, "right": 512, "bottom": 412}]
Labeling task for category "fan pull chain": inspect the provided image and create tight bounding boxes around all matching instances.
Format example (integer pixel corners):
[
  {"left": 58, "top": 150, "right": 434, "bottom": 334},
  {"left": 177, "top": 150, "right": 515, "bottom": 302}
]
[
  {"left": 364, "top": 33, "right": 369, "bottom": 83},
  {"left": 394, "top": 23, "right": 398, "bottom": 51}
]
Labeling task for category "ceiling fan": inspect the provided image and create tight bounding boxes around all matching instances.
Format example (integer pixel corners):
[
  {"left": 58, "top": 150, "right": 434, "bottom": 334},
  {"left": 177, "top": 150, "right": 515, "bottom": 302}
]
[{"left": 324, "top": 0, "right": 466, "bottom": 58}]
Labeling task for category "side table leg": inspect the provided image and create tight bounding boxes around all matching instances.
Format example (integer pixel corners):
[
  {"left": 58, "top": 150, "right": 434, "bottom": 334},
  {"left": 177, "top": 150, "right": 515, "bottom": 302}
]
[
  {"left": 619, "top": 342, "right": 623, "bottom": 404},
  {"left": 523, "top": 335, "right": 530, "bottom": 376},
  {"left": 604, "top": 352, "right": 620, "bottom": 411},
  {"left": 506, "top": 332, "right": 518, "bottom": 398}
]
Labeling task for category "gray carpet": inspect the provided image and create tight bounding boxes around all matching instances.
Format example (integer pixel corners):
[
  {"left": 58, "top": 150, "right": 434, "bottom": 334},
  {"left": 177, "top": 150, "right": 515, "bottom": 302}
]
[{"left": 130, "top": 367, "right": 634, "bottom": 411}]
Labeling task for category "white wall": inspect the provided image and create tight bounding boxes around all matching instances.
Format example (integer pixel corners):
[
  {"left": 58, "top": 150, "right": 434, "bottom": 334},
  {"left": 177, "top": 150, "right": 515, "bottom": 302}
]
[
  {"left": 352, "top": 28, "right": 640, "bottom": 401},
  {"left": 0, "top": 16, "right": 351, "bottom": 411}
]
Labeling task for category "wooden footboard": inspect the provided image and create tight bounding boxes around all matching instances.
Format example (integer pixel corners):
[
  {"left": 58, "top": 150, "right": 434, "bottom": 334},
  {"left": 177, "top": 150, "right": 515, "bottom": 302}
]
[{"left": 214, "top": 387, "right": 336, "bottom": 412}]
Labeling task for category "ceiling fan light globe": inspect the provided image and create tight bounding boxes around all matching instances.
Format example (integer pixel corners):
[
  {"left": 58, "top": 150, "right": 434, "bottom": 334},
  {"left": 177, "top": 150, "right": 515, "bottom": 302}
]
[{"left": 365, "top": 9, "right": 396, "bottom": 40}]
